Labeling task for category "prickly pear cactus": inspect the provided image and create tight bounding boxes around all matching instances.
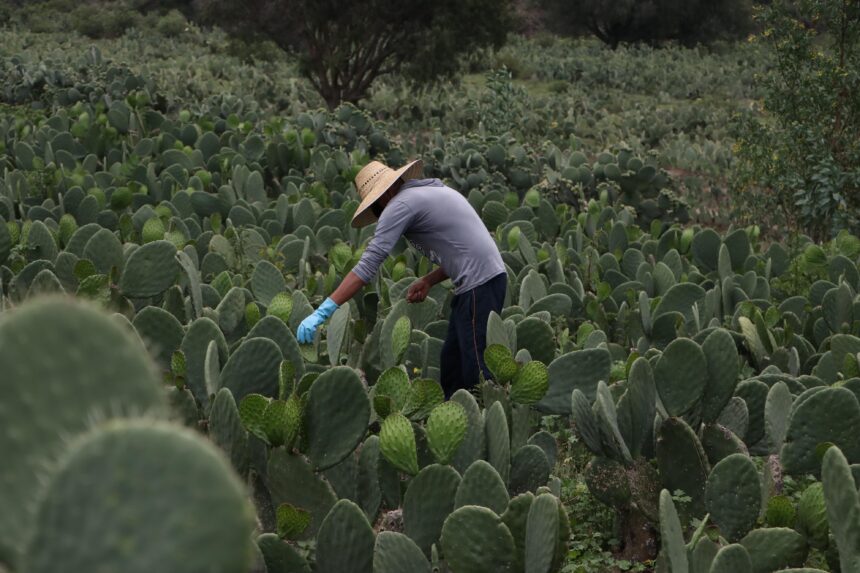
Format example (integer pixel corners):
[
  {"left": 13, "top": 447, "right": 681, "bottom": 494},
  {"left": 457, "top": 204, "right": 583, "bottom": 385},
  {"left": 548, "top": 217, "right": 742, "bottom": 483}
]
[
  {"left": 704, "top": 453, "right": 762, "bottom": 541},
  {"left": 440, "top": 505, "right": 516, "bottom": 573},
  {"left": 821, "top": 446, "right": 860, "bottom": 572},
  {"left": 22, "top": 421, "right": 255, "bottom": 573},
  {"left": 485, "top": 343, "right": 519, "bottom": 383},
  {"left": 0, "top": 298, "right": 167, "bottom": 569},
  {"left": 510, "top": 360, "right": 549, "bottom": 405},
  {"left": 425, "top": 401, "right": 468, "bottom": 465},
  {"left": 380, "top": 412, "right": 419, "bottom": 475}
]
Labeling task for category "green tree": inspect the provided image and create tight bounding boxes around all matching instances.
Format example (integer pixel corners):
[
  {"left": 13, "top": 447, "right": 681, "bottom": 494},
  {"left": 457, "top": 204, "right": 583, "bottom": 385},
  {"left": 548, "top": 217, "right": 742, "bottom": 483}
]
[
  {"left": 539, "top": 0, "right": 754, "bottom": 48},
  {"left": 732, "top": 0, "right": 860, "bottom": 240},
  {"left": 194, "top": 0, "right": 512, "bottom": 108}
]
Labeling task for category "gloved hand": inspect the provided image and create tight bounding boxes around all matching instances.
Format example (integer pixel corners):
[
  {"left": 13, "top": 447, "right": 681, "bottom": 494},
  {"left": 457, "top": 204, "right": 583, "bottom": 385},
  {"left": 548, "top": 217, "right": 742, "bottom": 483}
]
[{"left": 297, "top": 297, "right": 339, "bottom": 344}]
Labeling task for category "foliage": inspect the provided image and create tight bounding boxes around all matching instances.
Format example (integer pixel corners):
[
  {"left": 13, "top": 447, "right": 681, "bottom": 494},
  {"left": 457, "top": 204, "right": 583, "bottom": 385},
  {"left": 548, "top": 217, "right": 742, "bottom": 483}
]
[
  {"left": 539, "top": 0, "right": 755, "bottom": 48},
  {"left": 732, "top": 0, "right": 860, "bottom": 241},
  {"left": 193, "top": 0, "right": 514, "bottom": 108}
]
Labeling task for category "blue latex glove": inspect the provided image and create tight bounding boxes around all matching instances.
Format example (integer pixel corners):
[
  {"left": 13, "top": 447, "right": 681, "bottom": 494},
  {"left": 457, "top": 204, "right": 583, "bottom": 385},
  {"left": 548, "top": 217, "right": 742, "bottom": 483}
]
[{"left": 297, "top": 297, "right": 339, "bottom": 344}]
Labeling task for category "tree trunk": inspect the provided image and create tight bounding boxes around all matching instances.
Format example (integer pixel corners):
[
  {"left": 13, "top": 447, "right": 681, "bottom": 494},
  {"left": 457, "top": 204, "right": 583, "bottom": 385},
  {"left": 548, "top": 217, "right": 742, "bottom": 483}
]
[{"left": 615, "top": 509, "right": 659, "bottom": 563}]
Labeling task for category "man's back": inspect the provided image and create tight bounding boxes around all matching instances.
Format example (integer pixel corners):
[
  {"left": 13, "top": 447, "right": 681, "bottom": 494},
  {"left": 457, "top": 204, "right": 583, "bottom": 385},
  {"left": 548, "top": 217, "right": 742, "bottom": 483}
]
[{"left": 351, "top": 178, "right": 505, "bottom": 293}]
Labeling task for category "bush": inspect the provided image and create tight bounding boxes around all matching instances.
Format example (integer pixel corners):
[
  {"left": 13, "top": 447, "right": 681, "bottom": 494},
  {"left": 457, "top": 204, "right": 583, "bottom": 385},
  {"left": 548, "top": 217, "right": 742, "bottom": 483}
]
[
  {"left": 155, "top": 8, "right": 186, "bottom": 36},
  {"left": 70, "top": 1, "right": 141, "bottom": 38},
  {"left": 731, "top": 0, "right": 860, "bottom": 240}
]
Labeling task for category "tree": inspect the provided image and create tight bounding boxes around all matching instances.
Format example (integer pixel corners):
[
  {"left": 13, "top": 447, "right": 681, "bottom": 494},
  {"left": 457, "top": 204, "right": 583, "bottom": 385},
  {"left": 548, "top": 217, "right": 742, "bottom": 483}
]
[
  {"left": 194, "top": 0, "right": 513, "bottom": 108},
  {"left": 732, "top": 0, "right": 860, "bottom": 240},
  {"left": 538, "top": 0, "right": 754, "bottom": 48}
]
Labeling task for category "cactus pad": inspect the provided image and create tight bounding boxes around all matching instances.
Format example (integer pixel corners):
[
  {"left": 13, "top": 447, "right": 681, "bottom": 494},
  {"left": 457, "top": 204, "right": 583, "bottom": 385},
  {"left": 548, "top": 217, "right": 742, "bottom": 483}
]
[
  {"left": 455, "top": 460, "right": 510, "bottom": 514},
  {"left": 0, "top": 298, "right": 166, "bottom": 568},
  {"left": 426, "top": 401, "right": 468, "bottom": 465},
  {"left": 440, "top": 506, "right": 515, "bottom": 573},
  {"left": 510, "top": 360, "right": 549, "bottom": 405},
  {"left": 119, "top": 240, "right": 178, "bottom": 298},
  {"left": 403, "top": 464, "right": 461, "bottom": 556},
  {"left": 380, "top": 413, "right": 419, "bottom": 475},
  {"left": 315, "top": 500, "right": 375, "bottom": 573},
  {"left": 485, "top": 344, "right": 519, "bottom": 383},
  {"left": 654, "top": 337, "right": 707, "bottom": 416},
  {"left": 305, "top": 366, "right": 370, "bottom": 470},
  {"left": 705, "top": 453, "right": 762, "bottom": 541},
  {"left": 23, "top": 421, "right": 254, "bottom": 573},
  {"left": 373, "top": 531, "right": 431, "bottom": 573}
]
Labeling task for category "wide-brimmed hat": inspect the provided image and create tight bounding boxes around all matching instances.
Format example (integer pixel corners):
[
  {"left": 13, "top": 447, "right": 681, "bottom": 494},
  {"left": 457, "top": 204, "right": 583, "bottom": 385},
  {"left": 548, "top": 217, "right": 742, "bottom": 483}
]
[{"left": 351, "top": 159, "right": 423, "bottom": 228}]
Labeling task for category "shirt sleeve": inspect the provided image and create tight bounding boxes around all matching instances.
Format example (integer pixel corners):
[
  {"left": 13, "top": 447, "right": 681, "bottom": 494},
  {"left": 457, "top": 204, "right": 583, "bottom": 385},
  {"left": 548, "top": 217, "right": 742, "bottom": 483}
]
[{"left": 351, "top": 199, "right": 416, "bottom": 283}]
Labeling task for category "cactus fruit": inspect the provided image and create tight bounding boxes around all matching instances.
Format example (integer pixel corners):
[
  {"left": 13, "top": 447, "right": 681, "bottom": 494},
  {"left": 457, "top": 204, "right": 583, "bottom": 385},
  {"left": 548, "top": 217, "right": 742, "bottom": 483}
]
[
  {"left": 704, "top": 453, "right": 762, "bottom": 541},
  {"left": 485, "top": 344, "right": 519, "bottom": 383},
  {"left": 426, "top": 401, "right": 468, "bottom": 465},
  {"left": 380, "top": 413, "right": 419, "bottom": 475},
  {"left": 440, "top": 506, "right": 516, "bottom": 573},
  {"left": 22, "top": 421, "right": 255, "bottom": 573},
  {"left": 510, "top": 360, "right": 549, "bottom": 405},
  {"left": 0, "top": 298, "right": 167, "bottom": 568}
]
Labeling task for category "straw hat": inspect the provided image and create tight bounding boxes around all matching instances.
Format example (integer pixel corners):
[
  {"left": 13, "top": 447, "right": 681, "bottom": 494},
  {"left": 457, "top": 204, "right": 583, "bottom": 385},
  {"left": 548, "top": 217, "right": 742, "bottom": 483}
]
[{"left": 351, "top": 159, "right": 423, "bottom": 228}]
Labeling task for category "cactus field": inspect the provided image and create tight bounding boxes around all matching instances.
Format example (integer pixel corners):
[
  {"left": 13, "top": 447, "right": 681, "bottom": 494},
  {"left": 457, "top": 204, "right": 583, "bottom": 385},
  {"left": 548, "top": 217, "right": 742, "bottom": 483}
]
[{"left": 1, "top": 26, "right": 860, "bottom": 573}]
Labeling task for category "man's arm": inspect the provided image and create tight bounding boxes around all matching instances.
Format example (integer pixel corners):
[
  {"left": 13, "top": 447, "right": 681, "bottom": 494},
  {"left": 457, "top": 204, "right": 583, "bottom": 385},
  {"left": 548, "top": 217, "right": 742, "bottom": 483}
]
[
  {"left": 407, "top": 266, "right": 448, "bottom": 303},
  {"left": 329, "top": 271, "right": 367, "bottom": 305}
]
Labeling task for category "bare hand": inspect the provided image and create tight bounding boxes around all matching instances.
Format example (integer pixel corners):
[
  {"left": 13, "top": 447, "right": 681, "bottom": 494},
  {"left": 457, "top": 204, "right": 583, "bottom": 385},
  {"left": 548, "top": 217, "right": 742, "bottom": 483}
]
[{"left": 407, "top": 278, "right": 430, "bottom": 303}]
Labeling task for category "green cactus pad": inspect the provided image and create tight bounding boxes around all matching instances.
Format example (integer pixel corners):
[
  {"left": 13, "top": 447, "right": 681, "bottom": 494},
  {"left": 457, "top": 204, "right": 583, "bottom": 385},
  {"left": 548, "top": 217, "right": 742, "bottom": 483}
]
[
  {"left": 216, "top": 286, "right": 247, "bottom": 334},
  {"left": 251, "top": 260, "right": 287, "bottom": 306},
  {"left": 180, "top": 317, "right": 229, "bottom": 404},
  {"left": 654, "top": 337, "right": 707, "bottom": 416},
  {"left": 691, "top": 537, "right": 719, "bottom": 573},
  {"left": 709, "top": 544, "right": 752, "bottom": 573},
  {"left": 739, "top": 528, "right": 808, "bottom": 573},
  {"left": 357, "top": 435, "right": 382, "bottom": 520},
  {"left": 485, "top": 401, "right": 511, "bottom": 484},
  {"left": 701, "top": 423, "right": 748, "bottom": 466},
  {"left": 305, "top": 366, "right": 370, "bottom": 470},
  {"left": 510, "top": 444, "right": 551, "bottom": 495},
  {"left": 538, "top": 348, "right": 611, "bottom": 413},
  {"left": 238, "top": 393, "right": 269, "bottom": 442},
  {"left": 119, "top": 240, "right": 178, "bottom": 298},
  {"left": 764, "top": 381, "right": 793, "bottom": 454},
  {"left": 83, "top": 227, "right": 123, "bottom": 274},
  {"left": 132, "top": 305, "right": 185, "bottom": 370},
  {"left": 501, "top": 493, "right": 534, "bottom": 572},
  {"left": 373, "top": 531, "right": 431, "bottom": 573},
  {"left": 315, "top": 500, "right": 375, "bottom": 573},
  {"left": 426, "top": 401, "right": 468, "bottom": 465},
  {"left": 374, "top": 367, "right": 411, "bottom": 414},
  {"left": 658, "top": 489, "right": 688, "bottom": 573},
  {"left": 766, "top": 495, "right": 797, "bottom": 528},
  {"left": 22, "top": 421, "right": 255, "bottom": 573},
  {"left": 511, "top": 360, "right": 549, "bottom": 405},
  {"left": 524, "top": 493, "right": 559, "bottom": 573},
  {"left": 571, "top": 389, "right": 605, "bottom": 456},
  {"left": 219, "top": 337, "right": 283, "bottom": 401},
  {"left": 257, "top": 533, "right": 311, "bottom": 573},
  {"left": 701, "top": 328, "right": 740, "bottom": 423},
  {"left": 440, "top": 505, "right": 516, "bottom": 573},
  {"left": 268, "top": 292, "right": 294, "bottom": 323},
  {"left": 516, "top": 316, "right": 556, "bottom": 365},
  {"left": 403, "top": 464, "right": 461, "bottom": 556},
  {"left": 0, "top": 298, "right": 167, "bottom": 568},
  {"left": 620, "top": 357, "right": 656, "bottom": 458},
  {"left": 485, "top": 344, "right": 519, "bottom": 383},
  {"left": 276, "top": 503, "right": 311, "bottom": 539},
  {"left": 209, "top": 388, "right": 249, "bottom": 476},
  {"left": 404, "top": 379, "right": 445, "bottom": 420},
  {"left": 391, "top": 316, "right": 412, "bottom": 365},
  {"left": 796, "top": 482, "right": 829, "bottom": 549},
  {"left": 455, "top": 460, "right": 510, "bottom": 514},
  {"left": 380, "top": 412, "right": 419, "bottom": 475},
  {"left": 782, "top": 387, "right": 860, "bottom": 475},
  {"left": 267, "top": 450, "right": 337, "bottom": 540},
  {"left": 705, "top": 453, "right": 762, "bottom": 541},
  {"left": 450, "top": 389, "right": 486, "bottom": 474},
  {"left": 657, "top": 417, "right": 709, "bottom": 518},
  {"left": 821, "top": 446, "right": 860, "bottom": 572}
]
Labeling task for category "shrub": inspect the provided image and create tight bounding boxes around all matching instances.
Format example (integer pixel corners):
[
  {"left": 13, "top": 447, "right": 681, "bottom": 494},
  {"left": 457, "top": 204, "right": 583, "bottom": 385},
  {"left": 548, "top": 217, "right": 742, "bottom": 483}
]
[
  {"left": 70, "top": 1, "right": 141, "bottom": 38},
  {"left": 155, "top": 8, "right": 186, "bottom": 37}
]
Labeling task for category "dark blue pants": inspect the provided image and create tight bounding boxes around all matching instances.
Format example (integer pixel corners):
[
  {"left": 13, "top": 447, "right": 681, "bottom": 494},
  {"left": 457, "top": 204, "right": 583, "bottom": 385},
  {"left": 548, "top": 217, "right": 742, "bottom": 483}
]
[{"left": 440, "top": 273, "right": 507, "bottom": 398}]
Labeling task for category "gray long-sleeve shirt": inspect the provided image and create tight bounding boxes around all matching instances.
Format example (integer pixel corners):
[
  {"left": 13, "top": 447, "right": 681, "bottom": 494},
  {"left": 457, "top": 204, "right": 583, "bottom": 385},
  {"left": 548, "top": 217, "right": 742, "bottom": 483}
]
[{"left": 351, "top": 178, "right": 505, "bottom": 294}]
